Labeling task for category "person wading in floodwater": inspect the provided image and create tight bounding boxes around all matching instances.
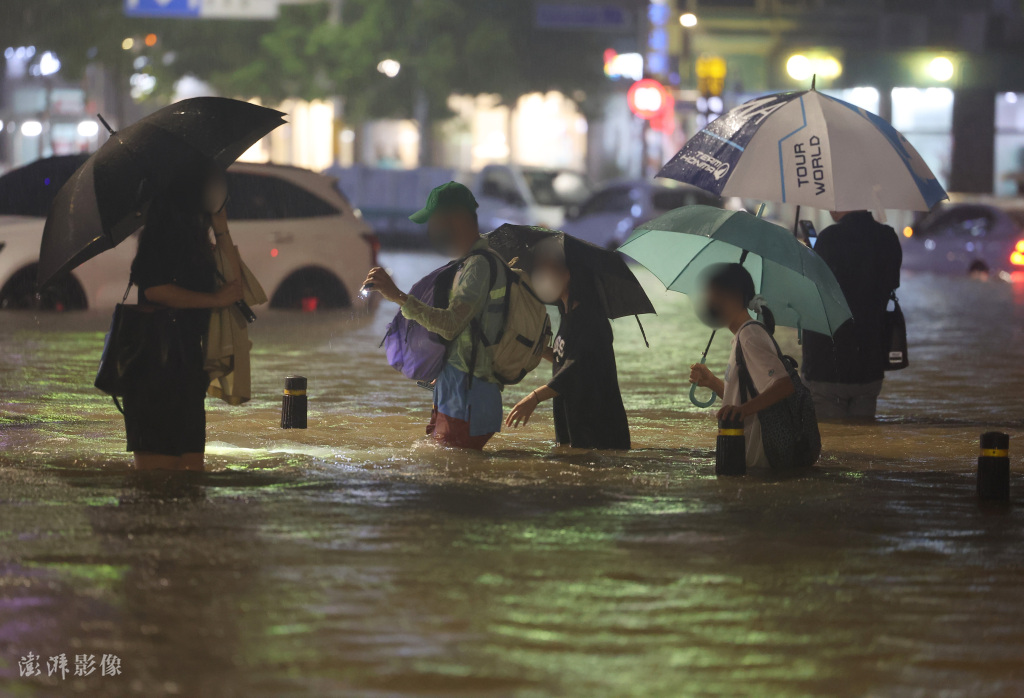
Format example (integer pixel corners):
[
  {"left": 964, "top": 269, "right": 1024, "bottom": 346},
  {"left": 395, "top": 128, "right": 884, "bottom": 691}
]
[
  {"left": 123, "top": 166, "right": 243, "bottom": 471},
  {"left": 505, "top": 240, "right": 631, "bottom": 450},
  {"left": 801, "top": 210, "right": 902, "bottom": 419},
  {"left": 362, "top": 182, "right": 506, "bottom": 450},
  {"left": 688, "top": 263, "right": 795, "bottom": 470}
]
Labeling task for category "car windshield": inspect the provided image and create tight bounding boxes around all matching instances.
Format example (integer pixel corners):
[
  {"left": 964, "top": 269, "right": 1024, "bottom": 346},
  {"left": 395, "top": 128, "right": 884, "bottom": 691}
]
[{"left": 521, "top": 169, "right": 590, "bottom": 208}]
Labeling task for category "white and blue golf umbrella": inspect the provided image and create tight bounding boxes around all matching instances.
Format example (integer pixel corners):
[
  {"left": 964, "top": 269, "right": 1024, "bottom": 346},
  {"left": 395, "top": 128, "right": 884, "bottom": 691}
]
[{"left": 659, "top": 89, "right": 948, "bottom": 213}]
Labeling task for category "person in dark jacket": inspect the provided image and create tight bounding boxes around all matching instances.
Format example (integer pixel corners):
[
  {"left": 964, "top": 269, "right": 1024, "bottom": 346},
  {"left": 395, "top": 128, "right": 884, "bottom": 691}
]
[
  {"left": 123, "top": 165, "right": 243, "bottom": 471},
  {"left": 801, "top": 210, "right": 902, "bottom": 419},
  {"left": 505, "top": 244, "right": 631, "bottom": 449}
]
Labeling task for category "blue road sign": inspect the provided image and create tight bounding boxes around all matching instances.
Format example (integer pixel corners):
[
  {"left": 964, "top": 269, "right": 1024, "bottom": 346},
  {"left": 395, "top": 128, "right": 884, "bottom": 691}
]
[
  {"left": 124, "top": 0, "right": 201, "bottom": 19},
  {"left": 535, "top": 4, "right": 632, "bottom": 31}
]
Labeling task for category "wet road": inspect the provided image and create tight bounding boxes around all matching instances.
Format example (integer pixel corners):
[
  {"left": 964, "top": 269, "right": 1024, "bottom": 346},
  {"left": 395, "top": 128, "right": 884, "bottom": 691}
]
[{"left": 2, "top": 251, "right": 1024, "bottom": 697}]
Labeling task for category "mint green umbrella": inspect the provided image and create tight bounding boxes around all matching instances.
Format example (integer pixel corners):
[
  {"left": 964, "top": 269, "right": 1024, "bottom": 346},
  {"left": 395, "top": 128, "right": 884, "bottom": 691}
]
[{"left": 619, "top": 205, "right": 852, "bottom": 407}]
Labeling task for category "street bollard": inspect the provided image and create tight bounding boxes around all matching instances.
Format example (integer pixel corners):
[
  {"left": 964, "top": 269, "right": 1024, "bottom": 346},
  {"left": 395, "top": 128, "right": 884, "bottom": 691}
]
[
  {"left": 716, "top": 418, "right": 746, "bottom": 477},
  {"left": 977, "top": 431, "right": 1010, "bottom": 501},
  {"left": 281, "top": 375, "right": 307, "bottom": 429}
]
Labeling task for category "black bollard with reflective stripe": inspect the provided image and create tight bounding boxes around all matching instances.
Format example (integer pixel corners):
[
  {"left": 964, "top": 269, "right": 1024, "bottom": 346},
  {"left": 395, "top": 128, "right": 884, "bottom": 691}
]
[
  {"left": 281, "top": 375, "right": 307, "bottom": 429},
  {"left": 977, "top": 431, "right": 1009, "bottom": 501},
  {"left": 716, "top": 418, "right": 746, "bottom": 477}
]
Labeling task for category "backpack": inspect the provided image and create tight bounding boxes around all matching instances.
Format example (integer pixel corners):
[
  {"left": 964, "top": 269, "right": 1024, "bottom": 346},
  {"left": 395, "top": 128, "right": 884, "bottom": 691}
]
[
  {"left": 735, "top": 323, "right": 821, "bottom": 470},
  {"left": 381, "top": 260, "right": 462, "bottom": 382},
  {"left": 457, "top": 250, "right": 552, "bottom": 386},
  {"left": 383, "top": 248, "right": 551, "bottom": 387}
]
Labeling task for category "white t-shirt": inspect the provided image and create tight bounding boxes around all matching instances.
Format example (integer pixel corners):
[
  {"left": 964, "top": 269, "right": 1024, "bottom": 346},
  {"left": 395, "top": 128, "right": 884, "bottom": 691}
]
[{"left": 723, "top": 321, "right": 788, "bottom": 468}]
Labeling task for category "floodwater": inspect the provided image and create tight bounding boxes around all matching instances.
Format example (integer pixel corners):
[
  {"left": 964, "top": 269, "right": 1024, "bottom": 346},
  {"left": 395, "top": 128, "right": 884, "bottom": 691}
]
[{"left": 2, "top": 251, "right": 1024, "bottom": 698}]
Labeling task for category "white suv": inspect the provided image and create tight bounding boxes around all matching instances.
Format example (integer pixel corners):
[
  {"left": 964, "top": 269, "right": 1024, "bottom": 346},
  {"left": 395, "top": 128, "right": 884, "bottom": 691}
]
[{"left": 0, "top": 162, "right": 379, "bottom": 311}]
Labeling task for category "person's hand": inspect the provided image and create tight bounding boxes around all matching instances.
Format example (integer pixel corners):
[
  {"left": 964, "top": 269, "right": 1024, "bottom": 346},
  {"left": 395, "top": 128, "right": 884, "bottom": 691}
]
[
  {"left": 689, "top": 363, "right": 716, "bottom": 388},
  {"left": 506, "top": 393, "right": 539, "bottom": 428},
  {"left": 214, "top": 277, "right": 243, "bottom": 307},
  {"left": 362, "top": 267, "right": 405, "bottom": 304},
  {"left": 716, "top": 403, "right": 748, "bottom": 423}
]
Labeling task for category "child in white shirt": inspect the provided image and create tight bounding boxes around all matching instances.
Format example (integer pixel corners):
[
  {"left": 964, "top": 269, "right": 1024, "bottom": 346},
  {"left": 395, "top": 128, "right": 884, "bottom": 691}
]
[{"left": 689, "top": 263, "right": 795, "bottom": 468}]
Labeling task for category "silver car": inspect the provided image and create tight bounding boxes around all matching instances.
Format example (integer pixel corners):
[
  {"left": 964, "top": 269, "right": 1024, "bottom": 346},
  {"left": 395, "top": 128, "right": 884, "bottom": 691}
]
[
  {"left": 560, "top": 179, "right": 721, "bottom": 249},
  {"left": 903, "top": 199, "right": 1024, "bottom": 277}
]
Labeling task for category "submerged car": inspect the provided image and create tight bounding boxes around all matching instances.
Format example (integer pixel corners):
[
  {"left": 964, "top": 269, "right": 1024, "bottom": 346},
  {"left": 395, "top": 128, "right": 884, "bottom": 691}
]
[
  {"left": 903, "top": 198, "right": 1024, "bottom": 277},
  {"left": 560, "top": 179, "right": 722, "bottom": 249},
  {"left": 0, "top": 161, "right": 379, "bottom": 311}
]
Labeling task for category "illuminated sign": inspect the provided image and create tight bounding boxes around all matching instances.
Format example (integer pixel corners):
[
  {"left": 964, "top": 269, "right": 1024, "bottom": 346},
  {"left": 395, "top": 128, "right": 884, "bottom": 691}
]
[
  {"left": 627, "top": 78, "right": 674, "bottom": 133},
  {"left": 696, "top": 55, "right": 727, "bottom": 97}
]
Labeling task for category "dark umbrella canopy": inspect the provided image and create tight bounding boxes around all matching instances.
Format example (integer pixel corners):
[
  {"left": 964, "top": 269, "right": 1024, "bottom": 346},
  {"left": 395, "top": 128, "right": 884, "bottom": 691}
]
[
  {"left": 38, "top": 97, "right": 286, "bottom": 287},
  {"left": 0, "top": 155, "right": 91, "bottom": 217},
  {"left": 485, "top": 224, "right": 656, "bottom": 320}
]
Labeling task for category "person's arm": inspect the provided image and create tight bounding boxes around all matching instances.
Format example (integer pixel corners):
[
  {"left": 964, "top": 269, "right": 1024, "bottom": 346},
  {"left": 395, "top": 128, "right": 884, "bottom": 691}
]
[
  {"left": 541, "top": 346, "right": 555, "bottom": 363},
  {"left": 506, "top": 385, "right": 560, "bottom": 428},
  {"left": 717, "top": 376, "right": 794, "bottom": 422},
  {"left": 689, "top": 363, "right": 725, "bottom": 397},
  {"left": 211, "top": 209, "right": 242, "bottom": 278},
  {"left": 716, "top": 326, "right": 791, "bottom": 421},
  {"left": 363, "top": 257, "right": 489, "bottom": 341}
]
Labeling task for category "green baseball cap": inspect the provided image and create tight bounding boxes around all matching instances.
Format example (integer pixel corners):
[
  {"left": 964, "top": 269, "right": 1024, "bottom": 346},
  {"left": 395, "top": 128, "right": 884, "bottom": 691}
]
[{"left": 409, "top": 181, "right": 479, "bottom": 224}]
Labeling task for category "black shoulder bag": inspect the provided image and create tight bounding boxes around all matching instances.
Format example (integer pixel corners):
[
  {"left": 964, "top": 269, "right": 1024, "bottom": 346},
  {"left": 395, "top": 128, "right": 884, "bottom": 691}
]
[
  {"left": 735, "top": 323, "right": 822, "bottom": 470},
  {"left": 95, "top": 281, "right": 186, "bottom": 412}
]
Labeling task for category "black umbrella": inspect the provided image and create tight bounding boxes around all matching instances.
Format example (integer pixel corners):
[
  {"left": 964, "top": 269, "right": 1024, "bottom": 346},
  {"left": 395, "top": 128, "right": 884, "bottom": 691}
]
[
  {"left": 485, "top": 224, "right": 656, "bottom": 340},
  {"left": 38, "top": 97, "right": 285, "bottom": 287},
  {"left": 0, "top": 154, "right": 91, "bottom": 217}
]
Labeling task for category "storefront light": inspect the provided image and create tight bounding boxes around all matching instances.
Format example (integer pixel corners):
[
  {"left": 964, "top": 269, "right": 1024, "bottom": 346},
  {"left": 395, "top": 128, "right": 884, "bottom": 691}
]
[
  {"left": 77, "top": 120, "right": 99, "bottom": 138},
  {"left": 927, "top": 56, "right": 955, "bottom": 82},
  {"left": 20, "top": 121, "right": 43, "bottom": 137},
  {"left": 787, "top": 53, "right": 842, "bottom": 82}
]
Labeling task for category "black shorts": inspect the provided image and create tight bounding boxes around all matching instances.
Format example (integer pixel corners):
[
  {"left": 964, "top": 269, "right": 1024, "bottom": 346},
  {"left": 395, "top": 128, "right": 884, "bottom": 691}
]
[{"left": 123, "top": 368, "right": 209, "bottom": 457}]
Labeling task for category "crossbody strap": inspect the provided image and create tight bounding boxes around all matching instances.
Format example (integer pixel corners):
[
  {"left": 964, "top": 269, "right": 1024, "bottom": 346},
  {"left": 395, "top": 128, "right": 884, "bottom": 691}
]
[{"left": 734, "top": 338, "right": 759, "bottom": 404}]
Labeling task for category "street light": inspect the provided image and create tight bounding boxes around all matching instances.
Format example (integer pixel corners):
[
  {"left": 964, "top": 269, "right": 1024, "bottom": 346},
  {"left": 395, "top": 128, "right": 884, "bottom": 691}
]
[
  {"left": 377, "top": 59, "right": 401, "bottom": 78},
  {"left": 927, "top": 56, "right": 955, "bottom": 82},
  {"left": 21, "top": 121, "right": 43, "bottom": 137},
  {"left": 679, "top": 12, "right": 697, "bottom": 28}
]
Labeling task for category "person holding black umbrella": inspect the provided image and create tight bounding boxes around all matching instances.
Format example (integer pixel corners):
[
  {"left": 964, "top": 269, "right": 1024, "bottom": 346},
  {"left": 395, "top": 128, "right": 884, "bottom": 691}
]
[
  {"left": 122, "top": 165, "right": 243, "bottom": 471},
  {"left": 38, "top": 97, "right": 284, "bottom": 471},
  {"left": 504, "top": 239, "right": 634, "bottom": 450}
]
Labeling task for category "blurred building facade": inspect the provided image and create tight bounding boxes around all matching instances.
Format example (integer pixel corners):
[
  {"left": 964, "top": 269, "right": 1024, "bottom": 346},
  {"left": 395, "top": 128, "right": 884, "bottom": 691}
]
[
  {"left": 666, "top": 0, "right": 1024, "bottom": 195},
  {"left": 3, "top": 0, "right": 1024, "bottom": 196}
]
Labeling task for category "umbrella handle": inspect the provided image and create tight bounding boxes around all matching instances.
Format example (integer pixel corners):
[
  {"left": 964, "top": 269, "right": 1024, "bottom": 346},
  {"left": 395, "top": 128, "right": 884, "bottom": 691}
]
[{"left": 689, "top": 359, "right": 718, "bottom": 409}]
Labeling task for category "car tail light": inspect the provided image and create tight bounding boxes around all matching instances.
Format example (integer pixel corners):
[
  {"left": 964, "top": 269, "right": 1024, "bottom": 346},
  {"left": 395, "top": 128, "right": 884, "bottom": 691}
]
[
  {"left": 1011, "top": 239, "right": 1024, "bottom": 267},
  {"left": 362, "top": 232, "right": 381, "bottom": 267}
]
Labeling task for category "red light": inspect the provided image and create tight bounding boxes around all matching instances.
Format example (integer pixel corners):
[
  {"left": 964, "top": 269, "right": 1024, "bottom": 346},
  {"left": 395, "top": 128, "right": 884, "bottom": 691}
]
[
  {"left": 1011, "top": 240, "right": 1024, "bottom": 266},
  {"left": 627, "top": 79, "right": 675, "bottom": 133},
  {"left": 301, "top": 297, "right": 319, "bottom": 312},
  {"left": 270, "top": 248, "right": 279, "bottom": 258}
]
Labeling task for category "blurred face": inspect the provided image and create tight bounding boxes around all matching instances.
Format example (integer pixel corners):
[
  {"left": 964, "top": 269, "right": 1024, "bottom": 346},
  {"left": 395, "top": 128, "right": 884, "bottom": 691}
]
[
  {"left": 696, "top": 283, "right": 741, "bottom": 329},
  {"left": 531, "top": 259, "right": 569, "bottom": 304},
  {"left": 427, "top": 208, "right": 476, "bottom": 257},
  {"left": 203, "top": 170, "right": 228, "bottom": 214}
]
